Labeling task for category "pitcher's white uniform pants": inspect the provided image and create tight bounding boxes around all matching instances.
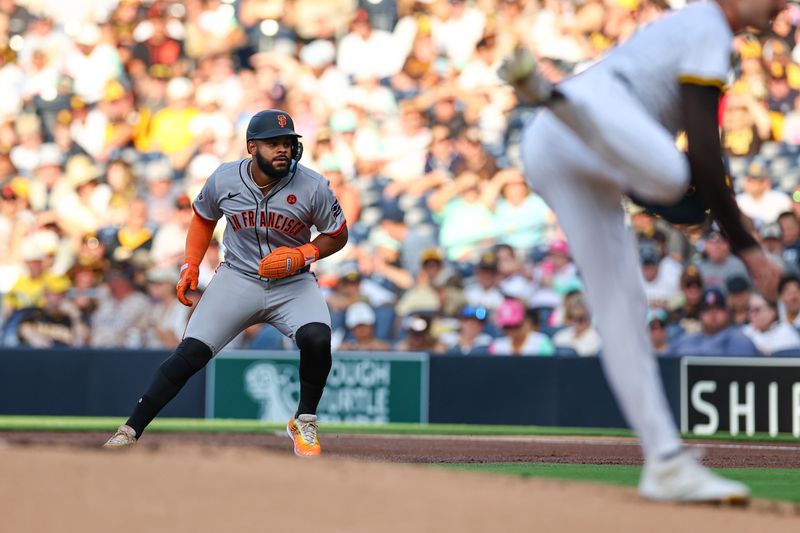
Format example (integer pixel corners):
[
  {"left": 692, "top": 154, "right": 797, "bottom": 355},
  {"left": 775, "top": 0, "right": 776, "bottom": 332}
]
[{"left": 521, "top": 85, "right": 687, "bottom": 461}]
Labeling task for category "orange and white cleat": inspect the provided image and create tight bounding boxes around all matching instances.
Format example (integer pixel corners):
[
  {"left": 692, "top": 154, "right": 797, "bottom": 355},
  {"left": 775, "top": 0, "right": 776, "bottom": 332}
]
[{"left": 286, "top": 414, "right": 321, "bottom": 457}]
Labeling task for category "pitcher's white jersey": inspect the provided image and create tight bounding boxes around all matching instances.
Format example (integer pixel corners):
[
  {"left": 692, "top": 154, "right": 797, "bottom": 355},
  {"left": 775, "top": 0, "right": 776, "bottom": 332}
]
[
  {"left": 192, "top": 160, "right": 346, "bottom": 278},
  {"left": 561, "top": 1, "right": 733, "bottom": 135}
]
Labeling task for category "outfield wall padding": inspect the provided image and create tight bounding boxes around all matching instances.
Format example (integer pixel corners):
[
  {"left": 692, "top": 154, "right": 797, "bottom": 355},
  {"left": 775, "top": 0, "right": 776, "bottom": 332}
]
[
  {"left": 0, "top": 349, "right": 203, "bottom": 418},
  {"left": 427, "top": 356, "right": 681, "bottom": 427},
  {"left": 0, "top": 349, "right": 680, "bottom": 427}
]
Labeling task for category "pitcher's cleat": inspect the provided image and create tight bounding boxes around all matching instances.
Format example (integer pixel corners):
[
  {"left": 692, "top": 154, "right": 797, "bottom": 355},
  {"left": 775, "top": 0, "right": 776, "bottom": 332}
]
[
  {"left": 103, "top": 425, "right": 137, "bottom": 448},
  {"left": 498, "top": 46, "right": 554, "bottom": 106},
  {"left": 639, "top": 449, "right": 750, "bottom": 504},
  {"left": 286, "top": 414, "right": 321, "bottom": 457}
]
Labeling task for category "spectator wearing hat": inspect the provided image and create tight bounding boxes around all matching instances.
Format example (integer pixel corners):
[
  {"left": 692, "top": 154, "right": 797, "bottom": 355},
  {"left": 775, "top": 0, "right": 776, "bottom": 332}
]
[
  {"left": 141, "top": 266, "right": 189, "bottom": 348},
  {"left": 530, "top": 240, "right": 580, "bottom": 309},
  {"left": 726, "top": 275, "right": 754, "bottom": 326},
  {"left": 641, "top": 244, "right": 677, "bottom": 309},
  {"left": 141, "top": 157, "right": 177, "bottom": 227},
  {"left": 16, "top": 275, "right": 83, "bottom": 348},
  {"left": 3, "top": 239, "right": 56, "bottom": 317},
  {"left": 150, "top": 193, "right": 194, "bottom": 269},
  {"left": 55, "top": 154, "right": 111, "bottom": 240},
  {"left": 742, "top": 293, "right": 800, "bottom": 356},
  {"left": 778, "top": 274, "right": 800, "bottom": 328},
  {"left": 90, "top": 264, "right": 150, "bottom": 348},
  {"left": 695, "top": 229, "right": 749, "bottom": 291},
  {"left": 103, "top": 159, "right": 137, "bottom": 227},
  {"left": 27, "top": 142, "right": 65, "bottom": 212},
  {"left": 340, "top": 302, "right": 390, "bottom": 351},
  {"left": 396, "top": 247, "right": 464, "bottom": 317},
  {"left": 647, "top": 308, "right": 671, "bottom": 356},
  {"left": 489, "top": 299, "right": 555, "bottom": 356},
  {"left": 463, "top": 250, "right": 505, "bottom": 311},
  {"left": 759, "top": 222, "right": 800, "bottom": 277},
  {"left": 64, "top": 23, "right": 123, "bottom": 105},
  {"left": 10, "top": 114, "right": 44, "bottom": 176},
  {"left": 735, "top": 159, "right": 791, "bottom": 225},
  {"left": 441, "top": 305, "right": 493, "bottom": 355},
  {"left": 668, "top": 288, "right": 759, "bottom": 357},
  {"left": 91, "top": 80, "right": 144, "bottom": 162},
  {"left": 326, "top": 268, "right": 365, "bottom": 317},
  {"left": 394, "top": 314, "right": 446, "bottom": 353},
  {"left": 552, "top": 294, "right": 602, "bottom": 357},
  {"left": 1, "top": 239, "right": 62, "bottom": 345}
]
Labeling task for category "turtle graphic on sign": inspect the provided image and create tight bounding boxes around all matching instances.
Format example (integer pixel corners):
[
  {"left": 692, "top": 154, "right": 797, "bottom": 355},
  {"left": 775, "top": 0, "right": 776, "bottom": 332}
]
[{"left": 244, "top": 362, "right": 298, "bottom": 422}]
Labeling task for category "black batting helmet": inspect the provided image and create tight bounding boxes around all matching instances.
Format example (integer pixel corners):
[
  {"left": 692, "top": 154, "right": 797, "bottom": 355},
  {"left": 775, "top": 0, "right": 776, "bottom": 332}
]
[{"left": 246, "top": 109, "right": 303, "bottom": 161}]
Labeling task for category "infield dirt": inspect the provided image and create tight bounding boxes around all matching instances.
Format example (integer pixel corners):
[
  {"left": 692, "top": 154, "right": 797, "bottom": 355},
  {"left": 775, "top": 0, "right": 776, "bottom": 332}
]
[{"left": 2, "top": 441, "right": 799, "bottom": 533}]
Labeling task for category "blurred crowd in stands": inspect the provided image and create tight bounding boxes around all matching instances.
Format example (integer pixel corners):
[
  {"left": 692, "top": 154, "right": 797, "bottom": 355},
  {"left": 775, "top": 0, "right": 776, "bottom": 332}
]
[{"left": 2, "top": 0, "right": 800, "bottom": 357}]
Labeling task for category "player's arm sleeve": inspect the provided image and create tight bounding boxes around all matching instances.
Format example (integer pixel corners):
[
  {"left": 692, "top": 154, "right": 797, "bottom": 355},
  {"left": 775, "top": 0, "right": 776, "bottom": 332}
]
[
  {"left": 185, "top": 170, "right": 223, "bottom": 266},
  {"left": 680, "top": 83, "right": 758, "bottom": 254},
  {"left": 184, "top": 213, "right": 217, "bottom": 267},
  {"left": 310, "top": 181, "right": 347, "bottom": 236}
]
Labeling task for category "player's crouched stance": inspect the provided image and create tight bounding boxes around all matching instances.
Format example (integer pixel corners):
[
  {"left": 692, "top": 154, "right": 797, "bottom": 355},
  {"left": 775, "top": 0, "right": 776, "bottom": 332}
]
[
  {"left": 501, "top": 0, "right": 787, "bottom": 505},
  {"left": 104, "top": 110, "right": 348, "bottom": 457}
]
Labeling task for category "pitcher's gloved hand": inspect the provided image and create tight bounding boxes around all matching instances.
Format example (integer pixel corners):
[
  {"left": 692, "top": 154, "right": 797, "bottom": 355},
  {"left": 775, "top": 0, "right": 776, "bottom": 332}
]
[
  {"left": 259, "top": 243, "right": 320, "bottom": 279},
  {"left": 176, "top": 262, "right": 199, "bottom": 307}
]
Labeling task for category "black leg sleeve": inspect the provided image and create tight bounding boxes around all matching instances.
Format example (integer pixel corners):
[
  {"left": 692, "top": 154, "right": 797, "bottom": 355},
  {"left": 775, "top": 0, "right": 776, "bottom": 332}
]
[
  {"left": 126, "top": 338, "right": 213, "bottom": 437},
  {"left": 294, "top": 322, "right": 332, "bottom": 416}
]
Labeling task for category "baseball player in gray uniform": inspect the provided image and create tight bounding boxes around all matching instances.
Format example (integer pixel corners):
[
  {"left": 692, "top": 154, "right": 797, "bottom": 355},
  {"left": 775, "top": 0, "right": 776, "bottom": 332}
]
[{"left": 105, "top": 110, "right": 348, "bottom": 456}]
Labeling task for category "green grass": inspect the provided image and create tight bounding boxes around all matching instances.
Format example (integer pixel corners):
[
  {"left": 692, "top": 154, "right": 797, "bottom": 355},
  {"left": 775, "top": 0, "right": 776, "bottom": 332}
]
[
  {"left": 1, "top": 416, "right": 800, "bottom": 442},
  {"left": 447, "top": 463, "right": 800, "bottom": 503}
]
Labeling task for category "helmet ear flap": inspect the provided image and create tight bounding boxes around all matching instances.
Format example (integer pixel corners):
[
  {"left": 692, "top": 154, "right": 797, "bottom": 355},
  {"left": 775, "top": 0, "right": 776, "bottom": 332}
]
[{"left": 293, "top": 140, "right": 304, "bottom": 162}]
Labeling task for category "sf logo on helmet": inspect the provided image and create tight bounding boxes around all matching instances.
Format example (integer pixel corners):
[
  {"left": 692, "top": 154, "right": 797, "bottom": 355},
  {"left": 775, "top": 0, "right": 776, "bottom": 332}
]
[{"left": 277, "top": 114, "right": 287, "bottom": 128}]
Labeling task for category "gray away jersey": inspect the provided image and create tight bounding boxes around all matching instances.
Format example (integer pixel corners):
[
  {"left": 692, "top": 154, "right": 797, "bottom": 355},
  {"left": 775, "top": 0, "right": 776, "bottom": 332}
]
[{"left": 192, "top": 159, "right": 346, "bottom": 277}]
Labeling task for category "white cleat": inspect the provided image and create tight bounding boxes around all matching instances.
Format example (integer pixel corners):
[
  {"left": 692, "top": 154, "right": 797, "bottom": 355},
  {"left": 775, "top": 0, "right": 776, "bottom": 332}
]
[
  {"left": 103, "top": 425, "right": 138, "bottom": 448},
  {"left": 639, "top": 449, "right": 750, "bottom": 504}
]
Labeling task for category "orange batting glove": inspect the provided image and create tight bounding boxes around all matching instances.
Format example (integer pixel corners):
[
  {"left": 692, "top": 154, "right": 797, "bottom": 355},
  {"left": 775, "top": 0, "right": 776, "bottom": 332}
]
[
  {"left": 176, "top": 262, "right": 200, "bottom": 306},
  {"left": 259, "top": 243, "right": 320, "bottom": 279}
]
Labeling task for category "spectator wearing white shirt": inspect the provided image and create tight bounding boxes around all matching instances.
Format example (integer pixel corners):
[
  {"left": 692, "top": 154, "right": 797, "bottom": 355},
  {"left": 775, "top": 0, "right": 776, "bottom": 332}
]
[
  {"left": 337, "top": 9, "right": 401, "bottom": 80},
  {"left": 735, "top": 159, "right": 792, "bottom": 226},
  {"left": 63, "top": 23, "right": 123, "bottom": 105},
  {"left": 641, "top": 245, "right": 679, "bottom": 308},
  {"left": 743, "top": 293, "right": 800, "bottom": 356},
  {"left": 552, "top": 295, "right": 602, "bottom": 356}
]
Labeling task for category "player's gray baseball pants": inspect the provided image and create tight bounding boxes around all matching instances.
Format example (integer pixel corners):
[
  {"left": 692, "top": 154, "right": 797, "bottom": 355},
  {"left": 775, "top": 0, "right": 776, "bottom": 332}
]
[{"left": 184, "top": 262, "right": 331, "bottom": 354}]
